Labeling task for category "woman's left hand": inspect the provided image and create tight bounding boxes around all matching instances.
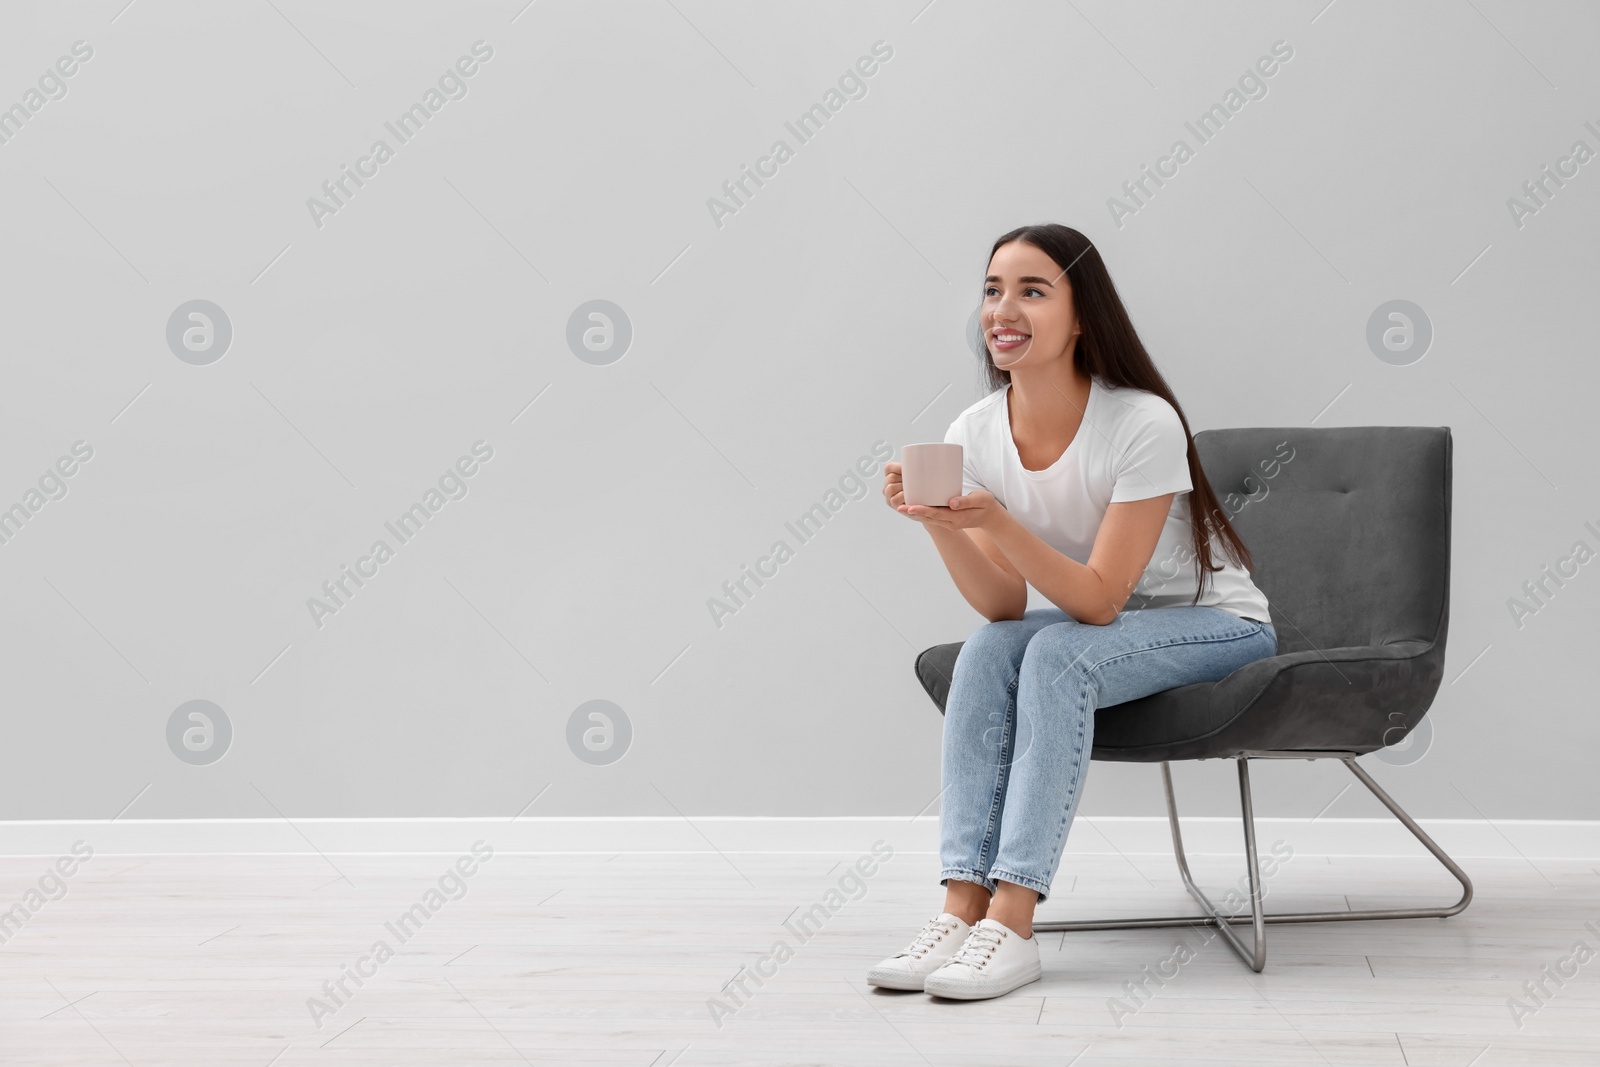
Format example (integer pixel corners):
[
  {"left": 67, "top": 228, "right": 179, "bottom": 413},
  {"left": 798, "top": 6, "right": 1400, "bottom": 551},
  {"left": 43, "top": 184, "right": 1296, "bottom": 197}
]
[{"left": 897, "top": 489, "right": 1006, "bottom": 531}]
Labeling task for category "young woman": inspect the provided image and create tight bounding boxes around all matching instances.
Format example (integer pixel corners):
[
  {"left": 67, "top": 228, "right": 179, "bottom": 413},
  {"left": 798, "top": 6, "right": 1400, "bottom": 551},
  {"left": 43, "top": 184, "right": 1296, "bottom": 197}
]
[{"left": 872, "top": 224, "right": 1277, "bottom": 1001}]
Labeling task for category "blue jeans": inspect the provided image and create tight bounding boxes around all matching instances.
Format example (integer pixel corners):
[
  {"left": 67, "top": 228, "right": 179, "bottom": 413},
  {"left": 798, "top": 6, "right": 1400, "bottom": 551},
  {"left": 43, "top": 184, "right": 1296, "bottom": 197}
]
[{"left": 940, "top": 605, "right": 1277, "bottom": 902}]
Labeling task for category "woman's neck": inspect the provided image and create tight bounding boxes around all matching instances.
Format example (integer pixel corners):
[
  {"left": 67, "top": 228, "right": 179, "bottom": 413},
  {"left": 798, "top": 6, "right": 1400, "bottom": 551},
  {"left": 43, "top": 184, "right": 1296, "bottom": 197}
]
[{"left": 1008, "top": 365, "right": 1092, "bottom": 436}]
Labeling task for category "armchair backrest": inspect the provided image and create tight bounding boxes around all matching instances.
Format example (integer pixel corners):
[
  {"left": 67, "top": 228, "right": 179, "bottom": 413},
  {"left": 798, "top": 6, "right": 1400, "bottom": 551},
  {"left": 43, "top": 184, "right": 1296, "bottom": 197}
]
[{"left": 1192, "top": 426, "right": 1452, "bottom": 655}]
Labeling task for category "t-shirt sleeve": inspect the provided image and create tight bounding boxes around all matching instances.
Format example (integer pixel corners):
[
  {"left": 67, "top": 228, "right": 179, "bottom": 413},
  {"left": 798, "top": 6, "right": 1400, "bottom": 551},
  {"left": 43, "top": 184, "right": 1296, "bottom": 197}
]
[
  {"left": 942, "top": 418, "right": 986, "bottom": 496},
  {"left": 1110, "top": 401, "right": 1193, "bottom": 503}
]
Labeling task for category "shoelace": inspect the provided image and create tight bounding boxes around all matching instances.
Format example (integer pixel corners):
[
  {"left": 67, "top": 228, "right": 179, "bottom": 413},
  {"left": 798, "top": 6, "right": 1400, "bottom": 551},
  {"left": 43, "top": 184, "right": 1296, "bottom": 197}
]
[
  {"left": 901, "top": 915, "right": 961, "bottom": 959},
  {"left": 947, "top": 923, "right": 1006, "bottom": 971}
]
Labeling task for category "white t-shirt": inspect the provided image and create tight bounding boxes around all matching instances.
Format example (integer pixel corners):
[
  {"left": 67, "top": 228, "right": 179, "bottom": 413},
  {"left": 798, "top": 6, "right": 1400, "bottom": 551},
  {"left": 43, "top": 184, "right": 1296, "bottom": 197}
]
[{"left": 943, "top": 377, "right": 1271, "bottom": 623}]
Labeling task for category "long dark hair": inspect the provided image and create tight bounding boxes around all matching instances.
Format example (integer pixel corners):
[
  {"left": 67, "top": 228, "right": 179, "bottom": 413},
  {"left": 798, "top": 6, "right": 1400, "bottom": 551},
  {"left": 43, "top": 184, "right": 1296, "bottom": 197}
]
[{"left": 977, "top": 223, "right": 1254, "bottom": 603}]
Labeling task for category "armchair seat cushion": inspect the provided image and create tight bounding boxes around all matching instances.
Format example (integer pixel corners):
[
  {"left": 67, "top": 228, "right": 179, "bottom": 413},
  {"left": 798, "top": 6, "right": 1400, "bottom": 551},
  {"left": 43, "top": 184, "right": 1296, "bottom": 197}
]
[{"left": 915, "top": 637, "right": 1442, "bottom": 763}]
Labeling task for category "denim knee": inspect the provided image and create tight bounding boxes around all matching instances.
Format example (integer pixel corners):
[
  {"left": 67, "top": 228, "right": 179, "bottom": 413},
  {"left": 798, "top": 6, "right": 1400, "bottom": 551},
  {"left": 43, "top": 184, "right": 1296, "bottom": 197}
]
[{"left": 959, "top": 617, "right": 1041, "bottom": 667}]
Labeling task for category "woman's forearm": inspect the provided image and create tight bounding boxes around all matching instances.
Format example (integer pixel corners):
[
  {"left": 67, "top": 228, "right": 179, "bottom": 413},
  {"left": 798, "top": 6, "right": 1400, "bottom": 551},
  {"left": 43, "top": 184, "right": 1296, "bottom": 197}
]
[
  {"left": 985, "top": 510, "right": 1116, "bottom": 625},
  {"left": 925, "top": 525, "right": 1028, "bottom": 622}
]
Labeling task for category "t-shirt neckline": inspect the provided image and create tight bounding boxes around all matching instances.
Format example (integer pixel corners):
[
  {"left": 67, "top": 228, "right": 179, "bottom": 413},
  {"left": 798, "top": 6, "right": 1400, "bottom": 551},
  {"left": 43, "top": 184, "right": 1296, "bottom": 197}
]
[{"left": 1004, "top": 376, "right": 1099, "bottom": 479}]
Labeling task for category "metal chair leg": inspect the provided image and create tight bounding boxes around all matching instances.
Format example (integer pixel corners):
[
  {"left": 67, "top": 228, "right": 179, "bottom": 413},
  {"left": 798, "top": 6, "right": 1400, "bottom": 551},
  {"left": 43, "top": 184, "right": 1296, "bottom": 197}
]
[{"left": 1032, "top": 754, "right": 1474, "bottom": 972}]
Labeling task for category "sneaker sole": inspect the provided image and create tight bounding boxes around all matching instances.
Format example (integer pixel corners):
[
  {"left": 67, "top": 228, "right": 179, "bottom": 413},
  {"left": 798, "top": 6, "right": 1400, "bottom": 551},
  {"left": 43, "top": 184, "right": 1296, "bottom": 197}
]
[
  {"left": 923, "top": 962, "right": 1042, "bottom": 1000},
  {"left": 865, "top": 970, "right": 929, "bottom": 991}
]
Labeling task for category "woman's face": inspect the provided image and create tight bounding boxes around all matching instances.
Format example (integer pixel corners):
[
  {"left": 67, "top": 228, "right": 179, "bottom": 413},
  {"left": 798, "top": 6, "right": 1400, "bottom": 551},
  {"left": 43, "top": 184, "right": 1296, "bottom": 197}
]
[{"left": 983, "top": 240, "right": 1081, "bottom": 372}]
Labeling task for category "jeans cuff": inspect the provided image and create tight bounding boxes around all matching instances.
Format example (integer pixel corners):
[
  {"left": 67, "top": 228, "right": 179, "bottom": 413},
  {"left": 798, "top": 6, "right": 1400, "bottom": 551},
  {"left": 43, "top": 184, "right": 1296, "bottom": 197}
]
[
  {"left": 940, "top": 868, "right": 996, "bottom": 894},
  {"left": 987, "top": 867, "right": 1054, "bottom": 902}
]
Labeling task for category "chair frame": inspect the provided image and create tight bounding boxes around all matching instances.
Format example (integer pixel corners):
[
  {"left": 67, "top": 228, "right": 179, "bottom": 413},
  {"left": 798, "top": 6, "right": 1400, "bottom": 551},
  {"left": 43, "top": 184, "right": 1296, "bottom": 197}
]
[{"left": 1032, "top": 750, "right": 1474, "bottom": 972}]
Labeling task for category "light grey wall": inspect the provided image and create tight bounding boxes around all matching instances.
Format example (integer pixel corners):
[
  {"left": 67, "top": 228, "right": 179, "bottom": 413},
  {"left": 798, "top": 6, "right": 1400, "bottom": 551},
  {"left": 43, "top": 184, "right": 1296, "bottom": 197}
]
[{"left": 1, "top": 0, "right": 1594, "bottom": 823}]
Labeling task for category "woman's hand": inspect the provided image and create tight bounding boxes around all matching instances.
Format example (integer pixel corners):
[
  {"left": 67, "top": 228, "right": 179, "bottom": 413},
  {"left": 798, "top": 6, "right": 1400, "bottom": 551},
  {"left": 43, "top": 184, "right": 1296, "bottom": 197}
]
[
  {"left": 885, "top": 462, "right": 1005, "bottom": 530},
  {"left": 882, "top": 461, "right": 909, "bottom": 512},
  {"left": 899, "top": 488, "right": 1006, "bottom": 531}
]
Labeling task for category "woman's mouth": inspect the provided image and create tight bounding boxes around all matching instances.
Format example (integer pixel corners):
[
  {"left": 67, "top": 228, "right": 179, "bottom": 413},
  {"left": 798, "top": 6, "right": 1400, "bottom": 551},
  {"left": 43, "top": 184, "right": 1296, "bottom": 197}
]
[{"left": 991, "top": 331, "right": 1030, "bottom": 351}]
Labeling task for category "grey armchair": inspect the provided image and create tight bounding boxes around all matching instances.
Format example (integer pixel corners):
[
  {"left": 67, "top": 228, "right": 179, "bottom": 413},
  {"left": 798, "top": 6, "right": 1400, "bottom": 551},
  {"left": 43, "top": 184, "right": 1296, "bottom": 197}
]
[{"left": 913, "top": 425, "right": 1470, "bottom": 971}]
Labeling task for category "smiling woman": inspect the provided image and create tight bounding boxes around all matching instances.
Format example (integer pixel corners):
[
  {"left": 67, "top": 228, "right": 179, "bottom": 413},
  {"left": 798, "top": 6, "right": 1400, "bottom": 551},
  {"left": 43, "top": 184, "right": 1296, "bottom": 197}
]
[{"left": 874, "top": 223, "right": 1279, "bottom": 1001}]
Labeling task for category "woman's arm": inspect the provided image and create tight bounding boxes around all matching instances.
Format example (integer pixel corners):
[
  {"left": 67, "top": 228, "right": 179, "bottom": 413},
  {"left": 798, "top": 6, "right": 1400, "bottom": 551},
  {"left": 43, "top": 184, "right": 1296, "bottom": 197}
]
[
  {"left": 884, "top": 460, "right": 1027, "bottom": 622},
  {"left": 902, "top": 489, "right": 1176, "bottom": 626},
  {"left": 923, "top": 524, "right": 1029, "bottom": 623},
  {"left": 984, "top": 494, "right": 1176, "bottom": 625}
]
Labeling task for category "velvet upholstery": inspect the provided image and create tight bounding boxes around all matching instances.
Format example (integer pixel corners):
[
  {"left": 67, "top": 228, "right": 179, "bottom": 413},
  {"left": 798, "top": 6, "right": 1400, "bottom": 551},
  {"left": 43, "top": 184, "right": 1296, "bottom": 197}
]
[{"left": 914, "top": 426, "right": 1453, "bottom": 762}]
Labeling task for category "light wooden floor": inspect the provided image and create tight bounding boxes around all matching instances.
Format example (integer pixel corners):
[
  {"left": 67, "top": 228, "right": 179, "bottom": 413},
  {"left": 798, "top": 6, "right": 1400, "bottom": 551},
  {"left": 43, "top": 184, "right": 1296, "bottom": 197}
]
[{"left": 3, "top": 847, "right": 1598, "bottom": 1065}]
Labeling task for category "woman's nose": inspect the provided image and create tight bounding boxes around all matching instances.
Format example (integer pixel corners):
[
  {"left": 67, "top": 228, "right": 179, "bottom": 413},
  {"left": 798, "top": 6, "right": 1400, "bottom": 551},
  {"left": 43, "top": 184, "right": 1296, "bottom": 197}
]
[{"left": 990, "top": 295, "right": 1016, "bottom": 325}]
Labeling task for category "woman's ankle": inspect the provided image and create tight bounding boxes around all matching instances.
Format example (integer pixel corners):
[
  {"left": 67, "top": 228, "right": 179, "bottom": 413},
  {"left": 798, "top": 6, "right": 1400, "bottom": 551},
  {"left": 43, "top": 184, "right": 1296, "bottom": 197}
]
[
  {"left": 986, "top": 909, "right": 1033, "bottom": 939},
  {"left": 942, "top": 880, "right": 991, "bottom": 927},
  {"left": 944, "top": 901, "right": 986, "bottom": 926},
  {"left": 987, "top": 880, "right": 1039, "bottom": 938}
]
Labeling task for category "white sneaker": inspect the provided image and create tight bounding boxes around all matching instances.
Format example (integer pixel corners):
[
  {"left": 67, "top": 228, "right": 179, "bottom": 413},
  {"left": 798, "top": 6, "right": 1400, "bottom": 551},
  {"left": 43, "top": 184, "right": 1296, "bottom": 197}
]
[
  {"left": 922, "top": 917, "right": 1042, "bottom": 1000},
  {"left": 866, "top": 913, "right": 973, "bottom": 991}
]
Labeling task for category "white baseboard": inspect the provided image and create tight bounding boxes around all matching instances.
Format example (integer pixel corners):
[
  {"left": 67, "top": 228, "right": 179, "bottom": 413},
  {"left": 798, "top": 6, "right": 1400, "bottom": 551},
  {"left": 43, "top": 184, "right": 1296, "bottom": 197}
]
[{"left": 2, "top": 816, "right": 1597, "bottom": 859}]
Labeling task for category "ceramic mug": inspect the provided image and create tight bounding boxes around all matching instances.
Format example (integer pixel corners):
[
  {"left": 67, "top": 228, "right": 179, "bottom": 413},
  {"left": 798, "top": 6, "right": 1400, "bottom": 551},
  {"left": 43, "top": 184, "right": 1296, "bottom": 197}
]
[{"left": 900, "top": 443, "right": 964, "bottom": 507}]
